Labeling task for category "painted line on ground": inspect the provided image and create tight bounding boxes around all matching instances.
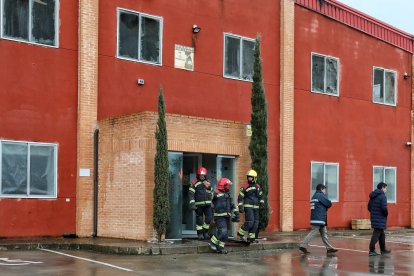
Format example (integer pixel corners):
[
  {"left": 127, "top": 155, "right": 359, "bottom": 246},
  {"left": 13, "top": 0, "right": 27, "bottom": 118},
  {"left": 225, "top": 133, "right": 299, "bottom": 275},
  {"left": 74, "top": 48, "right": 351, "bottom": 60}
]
[
  {"left": 336, "top": 236, "right": 414, "bottom": 246},
  {"left": 38, "top": 248, "right": 133, "bottom": 272}
]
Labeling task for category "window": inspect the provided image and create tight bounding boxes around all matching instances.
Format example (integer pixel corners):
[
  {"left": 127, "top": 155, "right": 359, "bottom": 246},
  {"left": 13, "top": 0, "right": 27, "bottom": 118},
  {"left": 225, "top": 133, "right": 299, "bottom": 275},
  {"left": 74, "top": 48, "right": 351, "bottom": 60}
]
[
  {"left": 117, "top": 8, "right": 162, "bottom": 65},
  {"left": 224, "top": 33, "right": 254, "bottom": 81},
  {"left": 311, "top": 53, "right": 339, "bottom": 96},
  {"left": 373, "top": 166, "right": 396, "bottom": 203},
  {"left": 0, "top": 140, "right": 57, "bottom": 198},
  {"left": 1, "top": 0, "right": 58, "bottom": 47},
  {"left": 311, "top": 162, "right": 339, "bottom": 202},
  {"left": 373, "top": 67, "right": 396, "bottom": 106}
]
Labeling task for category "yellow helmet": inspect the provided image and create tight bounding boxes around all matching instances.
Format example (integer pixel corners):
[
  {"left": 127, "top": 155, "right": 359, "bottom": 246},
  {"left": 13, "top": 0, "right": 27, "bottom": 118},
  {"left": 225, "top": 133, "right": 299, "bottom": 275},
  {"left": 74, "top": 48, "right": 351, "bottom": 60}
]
[{"left": 246, "top": 169, "right": 257, "bottom": 182}]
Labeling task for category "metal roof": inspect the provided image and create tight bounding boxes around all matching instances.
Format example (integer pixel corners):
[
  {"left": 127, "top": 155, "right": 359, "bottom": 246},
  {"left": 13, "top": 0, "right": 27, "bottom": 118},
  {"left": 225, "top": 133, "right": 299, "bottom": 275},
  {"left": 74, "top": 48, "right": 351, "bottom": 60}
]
[{"left": 295, "top": 0, "right": 414, "bottom": 53}]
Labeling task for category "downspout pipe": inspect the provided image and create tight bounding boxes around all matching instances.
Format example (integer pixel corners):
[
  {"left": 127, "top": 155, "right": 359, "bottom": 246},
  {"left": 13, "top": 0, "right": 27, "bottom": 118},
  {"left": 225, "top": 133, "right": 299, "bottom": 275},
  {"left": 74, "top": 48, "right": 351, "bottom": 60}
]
[{"left": 92, "top": 128, "right": 99, "bottom": 237}]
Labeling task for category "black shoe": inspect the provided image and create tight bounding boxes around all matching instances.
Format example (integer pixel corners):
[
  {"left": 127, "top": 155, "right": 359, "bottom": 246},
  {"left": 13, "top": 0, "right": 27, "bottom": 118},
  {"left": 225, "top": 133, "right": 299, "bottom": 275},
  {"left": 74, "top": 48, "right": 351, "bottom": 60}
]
[
  {"left": 327, "top": 248, "right": 338, "bottom": 254},
  {"left": 238, "top": 234, "right": 246, "bottom": 242},
  {"left": 299, "top": 247, "right": 310, "bottom": 254},
  {"left": 247, "top": 238, "right": 256, "bottom": 243},
  {"left": 369, "top": 251, "right": 379, "bottom": 256},
  {"left": 381, "top": 249, "right": 391, "bottom": 254},
  {"left": 217, "top": 249, "right": 228, "bottom": 254}
]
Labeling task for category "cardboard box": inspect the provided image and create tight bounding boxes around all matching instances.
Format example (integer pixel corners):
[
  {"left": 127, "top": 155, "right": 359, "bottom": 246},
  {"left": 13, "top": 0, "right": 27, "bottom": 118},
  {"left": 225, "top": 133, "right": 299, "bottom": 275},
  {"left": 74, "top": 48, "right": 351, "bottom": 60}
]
[{"left": 352, "top": 219, "right": 371, "bottom": 230}]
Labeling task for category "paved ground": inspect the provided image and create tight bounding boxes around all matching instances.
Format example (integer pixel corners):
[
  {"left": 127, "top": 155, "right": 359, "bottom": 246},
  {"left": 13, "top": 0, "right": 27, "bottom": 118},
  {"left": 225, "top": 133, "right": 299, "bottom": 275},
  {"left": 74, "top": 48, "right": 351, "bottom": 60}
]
[{"left": 1, "top": 232, "right": 414, "bottom": 275}]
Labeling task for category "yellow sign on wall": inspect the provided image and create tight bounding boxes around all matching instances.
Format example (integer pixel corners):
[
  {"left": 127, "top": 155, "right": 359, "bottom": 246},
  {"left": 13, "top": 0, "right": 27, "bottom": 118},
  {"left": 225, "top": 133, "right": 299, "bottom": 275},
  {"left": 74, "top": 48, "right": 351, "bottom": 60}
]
[{"left": 174, "top": 45, "right": 194, "bottom": 71}]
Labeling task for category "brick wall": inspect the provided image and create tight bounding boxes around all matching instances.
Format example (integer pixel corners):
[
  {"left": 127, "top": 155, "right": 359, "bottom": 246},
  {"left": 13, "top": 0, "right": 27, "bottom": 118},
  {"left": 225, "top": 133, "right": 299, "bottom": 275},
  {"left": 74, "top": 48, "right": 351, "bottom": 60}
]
[
  {"left": 76, "top": 0, "right": 99, "bottom": 237},
  {"left": 280, "top": 0, "right": 295, "bottom": 232},
  {"left": 98, "top": 112, "right": 250, "bottom": 240}
]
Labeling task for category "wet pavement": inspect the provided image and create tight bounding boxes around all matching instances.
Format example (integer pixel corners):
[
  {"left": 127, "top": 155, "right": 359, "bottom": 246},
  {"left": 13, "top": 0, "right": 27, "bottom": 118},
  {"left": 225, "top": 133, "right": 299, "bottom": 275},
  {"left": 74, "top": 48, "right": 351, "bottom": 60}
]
[{"left": 1, "top": 231, "right": 414, "bottom": 275}]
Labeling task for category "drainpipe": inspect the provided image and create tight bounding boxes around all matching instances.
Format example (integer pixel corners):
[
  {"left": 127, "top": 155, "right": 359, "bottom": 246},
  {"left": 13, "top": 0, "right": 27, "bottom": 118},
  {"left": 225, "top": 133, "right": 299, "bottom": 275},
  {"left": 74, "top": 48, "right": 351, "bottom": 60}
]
[{"left": 92, "top": 128, "right": 99, "bottom": 237}]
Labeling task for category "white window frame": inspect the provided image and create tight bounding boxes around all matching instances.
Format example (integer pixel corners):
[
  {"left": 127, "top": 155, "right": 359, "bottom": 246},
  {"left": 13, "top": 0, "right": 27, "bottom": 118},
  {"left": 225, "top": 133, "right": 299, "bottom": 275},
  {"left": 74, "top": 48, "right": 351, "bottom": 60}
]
[
  {"left": 372, "top": 66, "right": 397, "bottom": 106},
  {"left": 310, "top": 52, "right": 340, "bottom": 97},
  {"left": 116, "top": 8, "right": 163, "bottom": 66},
  {"left": 223, "top": 33, "right": 255, "bottom": 82},
  {"left": 310, "top": 161, "right": 339, "bottom": 202},
  {"left": 0, "top": 0, "right": 59, "bottom": 48},
  {"left": 372, "top": 166, "right": 397, "bottom": 203},
  {"left": 0, "top": 139, "right": 58, "bottom": 199}
]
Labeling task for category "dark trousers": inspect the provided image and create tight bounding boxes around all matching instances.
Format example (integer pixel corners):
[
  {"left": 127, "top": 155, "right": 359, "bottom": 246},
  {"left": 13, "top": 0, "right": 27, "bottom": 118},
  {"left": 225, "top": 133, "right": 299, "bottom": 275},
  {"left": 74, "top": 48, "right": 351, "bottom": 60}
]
[
  {"left": 369, "top": 228, "right": 386, "bottom": 252},
  {"left": 240, "top": 208, "right": 259, "bottom": 239},
  {"left": 195, "top": 205, "right": 212, "bottom": 235}
]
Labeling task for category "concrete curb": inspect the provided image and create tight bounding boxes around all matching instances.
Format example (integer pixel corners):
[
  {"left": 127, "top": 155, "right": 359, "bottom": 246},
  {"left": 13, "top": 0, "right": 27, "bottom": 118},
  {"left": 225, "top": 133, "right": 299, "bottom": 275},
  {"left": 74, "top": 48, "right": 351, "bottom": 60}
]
[{"left": 0, "top": 241, "right": 298, "bottom": 255}]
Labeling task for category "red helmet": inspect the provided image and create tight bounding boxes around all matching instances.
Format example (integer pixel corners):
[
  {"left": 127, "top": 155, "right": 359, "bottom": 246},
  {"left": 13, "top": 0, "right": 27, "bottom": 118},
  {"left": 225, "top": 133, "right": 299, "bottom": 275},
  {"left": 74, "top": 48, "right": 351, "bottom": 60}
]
[
  {"left": 196, "top": 167, "right": 207, "bottom": 176},
  {"left": 217, "top": 178, "right": 232, "bottom": 191}
]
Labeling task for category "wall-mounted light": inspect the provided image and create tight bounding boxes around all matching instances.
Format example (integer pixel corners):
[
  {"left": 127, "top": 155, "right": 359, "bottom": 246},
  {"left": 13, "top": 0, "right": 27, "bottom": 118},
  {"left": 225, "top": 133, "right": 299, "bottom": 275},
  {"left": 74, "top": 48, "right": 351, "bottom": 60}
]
[
  {"left": 406, "top": 141, "right": 412, "bottom": 147},
  {"left": 192, "top": 24, "right": 201, "bottom": 34},
  {"left": 403, "top": 72, "right": 410, "bottom": 80}
]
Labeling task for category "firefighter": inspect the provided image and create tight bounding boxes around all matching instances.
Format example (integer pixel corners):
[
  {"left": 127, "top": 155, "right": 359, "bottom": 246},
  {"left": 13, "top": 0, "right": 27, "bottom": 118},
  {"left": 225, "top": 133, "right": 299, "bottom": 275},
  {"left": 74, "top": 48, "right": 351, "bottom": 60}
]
[
  {"left": 237, "top": 169, "right": 264, "bottom": 243},
  {"left": 189, "top": 167, "right": 213, "bottom": 240},
  {"left": 209, "top": 178, "right": 239, "bottom": 254}
]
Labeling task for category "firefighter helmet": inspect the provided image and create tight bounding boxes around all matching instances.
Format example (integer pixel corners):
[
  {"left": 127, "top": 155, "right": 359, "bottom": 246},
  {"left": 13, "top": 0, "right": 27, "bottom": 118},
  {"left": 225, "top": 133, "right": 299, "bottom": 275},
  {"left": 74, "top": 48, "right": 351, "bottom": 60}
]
[
  {"left": 246, "top": 169, "right": 257, "bottom": 183},
  {"left": 196, "top": 167, "right": 207, "bottom": 176},
  {"left": 217, "top": 178, "right": 232, "bottom": 191}
]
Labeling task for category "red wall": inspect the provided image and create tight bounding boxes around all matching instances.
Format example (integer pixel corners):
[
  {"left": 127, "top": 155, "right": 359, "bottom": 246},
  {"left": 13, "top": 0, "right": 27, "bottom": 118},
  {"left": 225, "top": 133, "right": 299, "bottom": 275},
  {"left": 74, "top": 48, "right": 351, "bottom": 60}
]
[
  {"left": 0, "top": 1, "right": 78, "bottom": 237},
  {"left": 294, "top": 7, "right": 412, "bottom": 229},
  {"left": 98, "top": 0, "right": 281, "bottom": 230}
]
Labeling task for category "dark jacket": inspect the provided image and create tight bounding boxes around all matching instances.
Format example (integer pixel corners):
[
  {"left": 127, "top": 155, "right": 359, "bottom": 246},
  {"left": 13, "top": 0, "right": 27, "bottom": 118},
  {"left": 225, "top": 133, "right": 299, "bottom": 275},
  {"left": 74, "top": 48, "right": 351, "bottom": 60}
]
[
  {"left": 189, "top": 179, "right": 212, "bottom": 207},
  {"left": 310, "top": 191, "right": 332, "bottom": 226},
  {"left": 368, "top": 189, "right": 388, "bottom": 229},
  {"left": 238, "top": 182, "right": 264, "bottom": 209},
  {"left": 212, "top": 190, "right": 237, "bottom": 217}
]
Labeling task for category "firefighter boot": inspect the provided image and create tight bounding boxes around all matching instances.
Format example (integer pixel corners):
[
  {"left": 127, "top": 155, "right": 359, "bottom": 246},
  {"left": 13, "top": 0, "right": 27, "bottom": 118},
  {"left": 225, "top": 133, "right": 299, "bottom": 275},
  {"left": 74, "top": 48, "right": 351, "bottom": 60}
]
[
  {"left": 203, "top": 230, "right": 210, "bottom": 240},
  {"left": 216, "top": 244, "right": 228, "bottom": 254}
]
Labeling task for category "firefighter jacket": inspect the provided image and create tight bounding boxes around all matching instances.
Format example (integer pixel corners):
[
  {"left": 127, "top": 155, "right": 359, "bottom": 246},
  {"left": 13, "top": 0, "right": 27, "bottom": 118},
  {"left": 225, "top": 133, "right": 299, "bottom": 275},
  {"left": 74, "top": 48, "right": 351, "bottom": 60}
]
[
  {"left": 212, "top": 190, "right": 237, "bottom": 217},
  {"left": 238, "top": 182, "right": 264, "bottom": 209},
  {"left": 189, "top": 179, "right": 212, "bottom": 207}
]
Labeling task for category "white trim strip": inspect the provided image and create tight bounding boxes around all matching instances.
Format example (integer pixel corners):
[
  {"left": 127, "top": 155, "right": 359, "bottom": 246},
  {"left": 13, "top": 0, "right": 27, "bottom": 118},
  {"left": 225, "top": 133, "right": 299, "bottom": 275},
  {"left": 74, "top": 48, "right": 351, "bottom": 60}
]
[{"left": 39, "top": 248, "right": 133, "bottom": 272}]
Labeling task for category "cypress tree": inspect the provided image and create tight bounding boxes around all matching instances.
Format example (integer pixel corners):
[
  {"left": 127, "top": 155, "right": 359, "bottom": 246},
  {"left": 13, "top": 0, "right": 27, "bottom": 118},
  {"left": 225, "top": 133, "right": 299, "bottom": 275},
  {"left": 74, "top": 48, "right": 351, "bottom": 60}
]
[
  {"left": 249, "top": 35, "right": 269, "bottom": 231},
  {"left": 153, "top": 87, "right": 170, "bottom": 242}
]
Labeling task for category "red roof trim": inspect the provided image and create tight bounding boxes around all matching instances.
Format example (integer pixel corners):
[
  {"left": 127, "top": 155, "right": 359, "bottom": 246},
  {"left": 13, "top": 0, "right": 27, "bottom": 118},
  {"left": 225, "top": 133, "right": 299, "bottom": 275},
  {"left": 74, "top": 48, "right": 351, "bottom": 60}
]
[{"left": 295, "top": 0, "right": 414, "bottom": 53}]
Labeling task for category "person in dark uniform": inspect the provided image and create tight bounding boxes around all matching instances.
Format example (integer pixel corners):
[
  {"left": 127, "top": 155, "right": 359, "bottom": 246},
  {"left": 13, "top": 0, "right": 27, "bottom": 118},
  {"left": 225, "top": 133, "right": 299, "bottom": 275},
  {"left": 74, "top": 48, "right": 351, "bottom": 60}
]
[
  {"left": 209, "top": 178, "right": 239, "bottom": 254},
  {"left": 237, "top": 169, "right": 264, "bottom": 243},
  {"left": 189, "top": 167, "right": 213, "bottom": 240}
]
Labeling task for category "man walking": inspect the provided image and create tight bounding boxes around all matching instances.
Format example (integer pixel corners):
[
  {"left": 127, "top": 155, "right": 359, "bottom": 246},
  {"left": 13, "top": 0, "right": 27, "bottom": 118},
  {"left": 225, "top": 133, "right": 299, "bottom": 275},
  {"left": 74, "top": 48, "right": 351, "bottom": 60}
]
[
  {"left": 299, "top": 184, "right": 337, "bottom": 254},
  {"left": 368, "top": 182, "right": 391, "bottom": 256}
]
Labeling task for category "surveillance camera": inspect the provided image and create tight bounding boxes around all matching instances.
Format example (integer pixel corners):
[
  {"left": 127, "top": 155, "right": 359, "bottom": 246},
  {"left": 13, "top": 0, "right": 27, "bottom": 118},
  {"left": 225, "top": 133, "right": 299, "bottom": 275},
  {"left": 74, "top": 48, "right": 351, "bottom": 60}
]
[
  {"left": 137, "top": 79, "right": 145, "bottom": 85},
  {"left": 406, "top": 141, "right": 412, "bottom": 146},
  {"left": 404, "top": 73, "right": 409, "bottom": 80}
]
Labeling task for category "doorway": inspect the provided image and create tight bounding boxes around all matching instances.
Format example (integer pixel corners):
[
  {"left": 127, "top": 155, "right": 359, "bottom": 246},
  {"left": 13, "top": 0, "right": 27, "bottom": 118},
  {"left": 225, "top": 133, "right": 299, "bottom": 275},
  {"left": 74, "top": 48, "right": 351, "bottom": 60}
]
[{"left": 166, "top": 152, "right": 236, "bottom": 239}]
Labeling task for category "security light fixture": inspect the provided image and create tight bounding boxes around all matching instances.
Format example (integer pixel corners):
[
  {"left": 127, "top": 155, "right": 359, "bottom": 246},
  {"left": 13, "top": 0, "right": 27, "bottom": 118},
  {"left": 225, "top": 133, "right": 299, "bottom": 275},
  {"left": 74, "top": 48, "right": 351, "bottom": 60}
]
[
  {"left": 403, "top": 72, "right": 409, "bottom": 80},
  {"left": 192, "top": 25, "right": 201, "bottom": 34}
]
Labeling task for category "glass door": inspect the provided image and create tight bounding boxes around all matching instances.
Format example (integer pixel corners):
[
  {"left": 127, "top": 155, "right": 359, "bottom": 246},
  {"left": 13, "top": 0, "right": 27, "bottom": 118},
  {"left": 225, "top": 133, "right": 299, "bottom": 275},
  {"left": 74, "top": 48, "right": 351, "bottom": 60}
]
[
  {"left": 216, "top": 155, "right": 236, "bottom": 236},
  {"left": 166, "top": 152, "right": 183, "bottom": 239},
  {"left": 182, "top": 154, "right": 201, "bottom": 236}
]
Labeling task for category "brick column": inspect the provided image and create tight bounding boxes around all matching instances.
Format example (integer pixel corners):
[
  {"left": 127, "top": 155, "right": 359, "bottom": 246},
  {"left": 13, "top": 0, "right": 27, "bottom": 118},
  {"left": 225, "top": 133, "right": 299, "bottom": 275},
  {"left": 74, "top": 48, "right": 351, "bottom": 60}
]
[
  {"left": 77, "top": 0, "right": 99, "bottom": 237},
  {"left": 411, "top": 54, "right": 414, "bottom": 228},
  {"left": 280, "top": 0, "right": 295, "bottom": 232}
]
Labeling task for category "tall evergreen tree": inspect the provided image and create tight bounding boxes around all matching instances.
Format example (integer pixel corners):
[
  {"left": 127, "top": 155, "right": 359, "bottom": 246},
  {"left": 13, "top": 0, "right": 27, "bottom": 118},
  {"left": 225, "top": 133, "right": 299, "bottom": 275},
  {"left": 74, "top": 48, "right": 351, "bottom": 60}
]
[
  {"left": 153, "top": 87, "right": 170, "bottom": 242},
  {"left": 249, "top": 35, "right": 269, "bottom": 231}
]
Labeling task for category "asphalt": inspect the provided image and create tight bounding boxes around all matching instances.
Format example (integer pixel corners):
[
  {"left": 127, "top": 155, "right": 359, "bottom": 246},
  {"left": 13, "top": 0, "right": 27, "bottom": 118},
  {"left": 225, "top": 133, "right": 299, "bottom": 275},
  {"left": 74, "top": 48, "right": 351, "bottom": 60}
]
[{"left": 1, "top": 228, "right": 413, "bottom": 256}]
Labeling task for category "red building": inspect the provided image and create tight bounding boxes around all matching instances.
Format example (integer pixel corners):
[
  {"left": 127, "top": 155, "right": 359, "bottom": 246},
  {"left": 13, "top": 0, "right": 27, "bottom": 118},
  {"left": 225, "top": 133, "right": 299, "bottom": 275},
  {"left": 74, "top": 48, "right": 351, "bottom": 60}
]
[{"left": 0, "top": 0, "right": 413, "bottom": 239}]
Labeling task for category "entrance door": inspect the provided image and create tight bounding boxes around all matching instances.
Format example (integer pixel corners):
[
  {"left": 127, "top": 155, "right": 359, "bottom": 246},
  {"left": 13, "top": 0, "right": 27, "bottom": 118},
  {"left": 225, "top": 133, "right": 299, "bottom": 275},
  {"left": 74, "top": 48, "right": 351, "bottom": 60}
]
[
  {"left": 166, "top": 152, "right": 183, "bottom": 239},
  {"left": 216, "top": 155, "right": 236, "bottom": 236},
  {"left": 182, "top": 154, "right": 201, "bottom": 236}
]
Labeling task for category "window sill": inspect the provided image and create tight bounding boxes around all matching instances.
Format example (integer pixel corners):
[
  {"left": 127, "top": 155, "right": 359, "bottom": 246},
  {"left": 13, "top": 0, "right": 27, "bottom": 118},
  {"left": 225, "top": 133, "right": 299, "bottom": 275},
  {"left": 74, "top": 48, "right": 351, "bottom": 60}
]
[
  {"left": 223, "top": 75, "right": 253, "bottom": 83},
  {"left": 310, "top": 90, "right": 340, "bottom": 97},
  {"left": 116, "top": 55, "right": 162, "bottom": 66},
  {"left": 1, "top": 36, "right": 58, "bottom": 48}
]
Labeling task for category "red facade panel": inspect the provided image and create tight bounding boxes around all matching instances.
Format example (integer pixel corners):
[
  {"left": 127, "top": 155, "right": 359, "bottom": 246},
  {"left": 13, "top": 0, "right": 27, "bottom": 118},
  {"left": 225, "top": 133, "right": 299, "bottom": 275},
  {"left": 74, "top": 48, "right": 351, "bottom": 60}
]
[
  {"left": 0, "top": 1, "right": 78, "bottom": 237},
  {"left": 295, "top": 0, "right": 414, "bottom": 53},
  {"left": 294, "top": 6, "right": 412, "bottom": 229}
]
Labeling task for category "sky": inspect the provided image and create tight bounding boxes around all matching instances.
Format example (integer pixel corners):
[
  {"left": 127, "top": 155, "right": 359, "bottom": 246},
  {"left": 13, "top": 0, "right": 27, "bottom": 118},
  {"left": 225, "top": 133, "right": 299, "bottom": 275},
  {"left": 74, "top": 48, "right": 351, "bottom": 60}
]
[{"left": 336, "top": 0, "right": 414, "bottom": 35}]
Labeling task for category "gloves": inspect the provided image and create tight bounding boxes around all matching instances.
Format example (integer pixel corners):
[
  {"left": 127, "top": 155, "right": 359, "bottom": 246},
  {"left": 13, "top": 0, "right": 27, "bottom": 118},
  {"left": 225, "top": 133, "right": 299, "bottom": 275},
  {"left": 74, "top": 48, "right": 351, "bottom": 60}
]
[
  {"left": 190, "top": 202, "right": 197, "bottom": 210},
  {"left": 231, "top": 212, "right": 240, "bottom": 222},
  {"left": 239, "top": 206, "right": 244, "bottom": 213},
  {"left": 259, "top": 202, "right": 266, "bottom": 209}
]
